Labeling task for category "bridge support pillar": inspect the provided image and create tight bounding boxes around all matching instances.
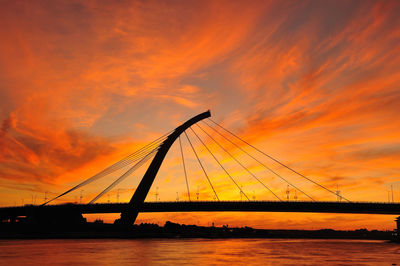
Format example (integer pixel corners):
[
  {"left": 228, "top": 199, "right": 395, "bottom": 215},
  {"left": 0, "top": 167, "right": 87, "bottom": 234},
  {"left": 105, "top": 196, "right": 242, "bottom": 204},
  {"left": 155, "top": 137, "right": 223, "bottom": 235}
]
[
  {"left": 117, "top": 111, "right": 211, "bottom": 226},
  {"left": 396, "top": 216, "right": 400, "bottom": 233}
]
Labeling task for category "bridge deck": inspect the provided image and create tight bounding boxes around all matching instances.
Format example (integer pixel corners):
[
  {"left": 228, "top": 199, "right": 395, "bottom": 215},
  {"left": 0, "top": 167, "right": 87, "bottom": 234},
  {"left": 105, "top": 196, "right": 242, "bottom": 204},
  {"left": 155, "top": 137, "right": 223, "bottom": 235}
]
[{"left": 2, "top": 201, "right": 400, "bottom": 219}]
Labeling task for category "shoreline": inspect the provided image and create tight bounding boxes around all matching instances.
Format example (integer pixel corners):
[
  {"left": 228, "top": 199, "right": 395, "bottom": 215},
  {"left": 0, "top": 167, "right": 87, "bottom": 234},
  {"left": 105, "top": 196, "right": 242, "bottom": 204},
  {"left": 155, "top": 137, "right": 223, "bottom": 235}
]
[{"left": 1, "top": 221, "right": 398, "bottom": 241}]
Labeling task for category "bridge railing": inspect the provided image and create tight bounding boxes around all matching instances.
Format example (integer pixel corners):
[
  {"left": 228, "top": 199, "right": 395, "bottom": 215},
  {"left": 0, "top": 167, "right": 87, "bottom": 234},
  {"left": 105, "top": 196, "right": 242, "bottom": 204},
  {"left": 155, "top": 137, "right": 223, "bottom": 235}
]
[{"left": 2, "top": 200, "right": 400, "bottom": 210}]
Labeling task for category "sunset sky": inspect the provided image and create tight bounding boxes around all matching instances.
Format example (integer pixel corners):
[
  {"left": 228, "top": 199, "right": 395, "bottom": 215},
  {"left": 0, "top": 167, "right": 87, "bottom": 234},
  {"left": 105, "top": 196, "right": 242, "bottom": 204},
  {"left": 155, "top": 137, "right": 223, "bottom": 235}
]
[{"left": 1, "top": 0, "right": 400, "bottom": 230}]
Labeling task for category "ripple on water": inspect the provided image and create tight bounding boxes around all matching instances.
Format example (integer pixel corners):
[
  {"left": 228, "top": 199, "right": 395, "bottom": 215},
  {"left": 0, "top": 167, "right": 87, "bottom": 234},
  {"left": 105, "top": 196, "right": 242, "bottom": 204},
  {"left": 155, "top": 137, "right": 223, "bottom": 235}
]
[{"left": 0, "top": 239, "right": 399, "bottom": 265}]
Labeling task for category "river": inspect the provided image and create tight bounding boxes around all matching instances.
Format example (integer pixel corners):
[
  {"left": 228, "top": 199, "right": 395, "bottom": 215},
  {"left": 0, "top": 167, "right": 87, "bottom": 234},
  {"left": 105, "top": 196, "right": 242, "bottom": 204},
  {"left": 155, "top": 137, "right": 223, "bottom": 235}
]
[{"left": 0, "top": 239, "right": 399, "bottom": 265}]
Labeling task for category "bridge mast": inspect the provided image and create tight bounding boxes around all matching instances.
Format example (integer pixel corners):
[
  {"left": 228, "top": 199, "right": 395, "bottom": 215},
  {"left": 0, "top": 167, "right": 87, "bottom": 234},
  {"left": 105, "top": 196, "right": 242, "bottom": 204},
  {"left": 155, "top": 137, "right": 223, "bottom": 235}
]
[{"left": 117, "top": 110, "right": 211, "bottom": 225}]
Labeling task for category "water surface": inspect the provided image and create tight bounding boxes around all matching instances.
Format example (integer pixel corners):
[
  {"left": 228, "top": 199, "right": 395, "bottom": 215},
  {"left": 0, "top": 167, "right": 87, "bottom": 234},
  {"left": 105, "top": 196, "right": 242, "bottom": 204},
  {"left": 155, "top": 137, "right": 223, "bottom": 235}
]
[{"left": 0, "top": 239, "right": 399, "bottom": 265}]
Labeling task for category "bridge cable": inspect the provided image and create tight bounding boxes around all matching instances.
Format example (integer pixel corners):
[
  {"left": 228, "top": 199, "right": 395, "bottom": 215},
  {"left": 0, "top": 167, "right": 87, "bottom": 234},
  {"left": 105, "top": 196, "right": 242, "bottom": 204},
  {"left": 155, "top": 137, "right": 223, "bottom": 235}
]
[
  {"left": 207, "top": 118, "right": 350, "bottom": 202},
  {"left": 43, "top": 142, "right": 163, "bottom": 205},
  {"left": 43, "top": 148, "right": 158, "bottom": 205},
  {"left": 203, "top": 120, "right": 314, "bottom": 201},
  {"left": 189, "top": 127, "right": 250, "bottom": 201},
  {"left": 43, "top": 131, "right": 171, "bottom": 205},
  {"left": 179, "top": 136, "right": 191, "bottom": 201},
  {"left": 184, "top": 131, "right": 219, "bottom": 201},
  {"left": 89, "top": 131, "right": 170, "bottom": 171},
  {"left": 89, "top": 148, "right": 158, "bottom": 204},
  {"left": 104, "top": 131, "right": 172, "bottom": 168},
  {"left": 99, "top": 140, "right": 164, "bottom": 169},
  {"left": 196, "top": 123, "right": 282, "bottom": 201}
]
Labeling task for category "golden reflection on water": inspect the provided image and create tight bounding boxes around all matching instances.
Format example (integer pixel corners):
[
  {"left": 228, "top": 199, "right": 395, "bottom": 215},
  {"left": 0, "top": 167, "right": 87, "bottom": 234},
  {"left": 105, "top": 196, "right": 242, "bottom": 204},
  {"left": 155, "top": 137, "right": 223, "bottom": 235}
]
[{"left": 0, "top": 239, "right": 399, "bottom": 265}]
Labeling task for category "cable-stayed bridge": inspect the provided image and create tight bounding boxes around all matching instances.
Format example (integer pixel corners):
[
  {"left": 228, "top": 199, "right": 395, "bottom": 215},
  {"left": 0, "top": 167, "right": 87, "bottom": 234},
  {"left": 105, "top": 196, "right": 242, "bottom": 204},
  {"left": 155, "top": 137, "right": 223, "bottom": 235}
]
[{"left": 1, "top": 110, "right": 399, "bottom": 226}]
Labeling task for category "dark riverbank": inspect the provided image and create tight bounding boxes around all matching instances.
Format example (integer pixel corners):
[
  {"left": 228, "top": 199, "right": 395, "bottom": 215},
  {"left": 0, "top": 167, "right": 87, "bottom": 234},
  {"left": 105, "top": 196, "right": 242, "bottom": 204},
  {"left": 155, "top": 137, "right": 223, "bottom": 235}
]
[{"left": 0, "top": 221, "right": 397, "bottom": 240}]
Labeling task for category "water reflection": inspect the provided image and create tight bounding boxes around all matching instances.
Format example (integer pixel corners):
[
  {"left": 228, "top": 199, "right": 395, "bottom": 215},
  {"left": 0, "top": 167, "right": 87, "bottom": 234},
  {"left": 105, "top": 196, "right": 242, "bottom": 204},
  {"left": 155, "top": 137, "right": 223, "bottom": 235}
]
[{"left": 0, "top": 239, "right": 399, "bottom": 265}]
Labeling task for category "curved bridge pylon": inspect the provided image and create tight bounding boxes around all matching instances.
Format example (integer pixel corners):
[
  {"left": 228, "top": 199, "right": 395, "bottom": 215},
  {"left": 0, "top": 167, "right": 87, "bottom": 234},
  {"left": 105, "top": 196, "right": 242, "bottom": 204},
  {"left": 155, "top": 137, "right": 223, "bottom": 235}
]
[{"left": 116, "top": 110, "right": 211, "bottom": 225}]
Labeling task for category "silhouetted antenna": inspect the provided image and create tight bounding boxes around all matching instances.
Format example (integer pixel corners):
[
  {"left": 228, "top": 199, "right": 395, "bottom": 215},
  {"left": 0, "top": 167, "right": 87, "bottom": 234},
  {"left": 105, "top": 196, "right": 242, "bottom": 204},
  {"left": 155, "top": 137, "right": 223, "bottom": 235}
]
[
  {"left": 294, "top": 190, "right": 298, "bottom": 201},
  {"left": 196, "top": 186, "right": 199, "bottom": 201},
  {"left": 80, "top": 190, "right": 84, "bottom": 204},
  {"left": 286, "top": 185, "right": 290, "bottom": 201},
  {"left": 107, "top": 194, "right": 110, "bottom": 203},
  {"left": 44, "top": 192, "right": 48, "bottom": 203},
  {"left": 155, "top": 187, "right": 159, "bottom": 202},
  {"left": 31, "top": 194, "right": 37, "bottom": 205},
  {"left": 391, "top": 185, "right": 394, "bottom": 203},
  {"left": 117, "top": 189, "right": 120, "bottom": 203},
  {"left": 252, "top": 190, "right": 256, "bottom": 201}
]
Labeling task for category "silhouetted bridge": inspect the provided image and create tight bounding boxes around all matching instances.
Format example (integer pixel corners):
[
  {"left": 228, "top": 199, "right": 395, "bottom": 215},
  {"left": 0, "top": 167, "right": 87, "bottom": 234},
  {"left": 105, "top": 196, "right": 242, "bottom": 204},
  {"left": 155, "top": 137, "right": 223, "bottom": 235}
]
[
  {"left": 2, "top": 110, "right": 399, "bottom": 227},
  {"left": 2, "top": 201, "right": 400, "bottom": 220}
]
